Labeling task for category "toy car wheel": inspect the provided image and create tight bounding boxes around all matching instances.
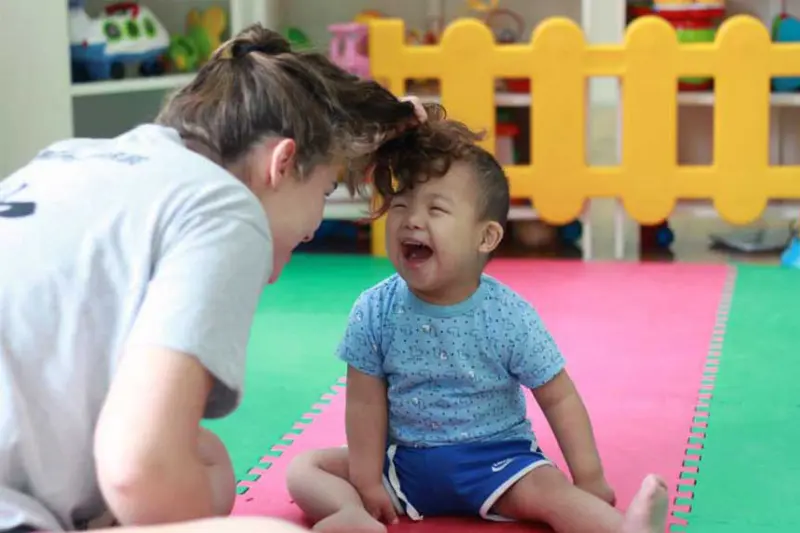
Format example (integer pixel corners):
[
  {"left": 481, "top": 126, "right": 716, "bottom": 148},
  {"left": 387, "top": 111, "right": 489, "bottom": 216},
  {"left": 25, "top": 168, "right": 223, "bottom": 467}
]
[
  {"left": 71, "top": 63, "right": 89, "bottom": 83},
  {"left": 110, "top": 62, "right": 125, "bottom": 80},
  {"left": 152, "top": 57, "right": 166, "bottom": 76},
  {"left": 557, "top": 220, "right": 583, "bottom": 244},
  {"left": 140, "top": 58, "right": 166, "bottom": 77},
  {"left": 655, "top": 224, "right": 674, "bottom": 248}
]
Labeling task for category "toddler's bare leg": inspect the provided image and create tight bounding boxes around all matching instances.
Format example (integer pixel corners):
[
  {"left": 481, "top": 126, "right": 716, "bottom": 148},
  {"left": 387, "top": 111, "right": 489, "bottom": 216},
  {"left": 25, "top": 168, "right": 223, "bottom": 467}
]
[
  {"left": 94, "top": 516, "right": 311, "bottom": 533},
  {"left": 197, "top": 428, "right": 237, "bottom": 516},
  {"left": 286, "top": 447, "right": 385, "bottom": 533},
  {"left": 493, "top": 466, "right": 667, "bottom": 533},
  {"left": 622, "top": 475, "right": 669, "bottom": 533}
]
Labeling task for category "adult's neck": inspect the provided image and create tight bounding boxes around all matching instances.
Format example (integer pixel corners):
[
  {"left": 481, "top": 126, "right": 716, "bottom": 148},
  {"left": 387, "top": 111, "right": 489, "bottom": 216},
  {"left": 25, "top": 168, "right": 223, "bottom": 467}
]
[{"left": 182, "top": 137, "right": 224, "bottom": 167}]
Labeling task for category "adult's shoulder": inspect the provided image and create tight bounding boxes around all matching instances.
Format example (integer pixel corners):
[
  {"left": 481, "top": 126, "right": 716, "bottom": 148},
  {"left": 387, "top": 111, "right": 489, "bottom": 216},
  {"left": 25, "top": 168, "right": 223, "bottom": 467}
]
[{"left": 111, "top": 125, "right": 271, "bottom": 242}]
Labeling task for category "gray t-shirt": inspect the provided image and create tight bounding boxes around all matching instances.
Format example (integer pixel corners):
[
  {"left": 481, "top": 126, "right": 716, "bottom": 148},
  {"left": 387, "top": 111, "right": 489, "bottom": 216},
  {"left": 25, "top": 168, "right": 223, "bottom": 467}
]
[{"left": 0, "top": 124, "right": 272, "bottom": 531}]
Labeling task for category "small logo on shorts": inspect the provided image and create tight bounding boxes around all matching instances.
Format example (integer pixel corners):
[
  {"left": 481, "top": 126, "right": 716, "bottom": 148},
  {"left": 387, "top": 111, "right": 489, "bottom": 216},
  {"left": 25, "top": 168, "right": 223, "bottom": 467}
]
[{"left": 491, "top": 458, "right": 513, "bottom": 472}]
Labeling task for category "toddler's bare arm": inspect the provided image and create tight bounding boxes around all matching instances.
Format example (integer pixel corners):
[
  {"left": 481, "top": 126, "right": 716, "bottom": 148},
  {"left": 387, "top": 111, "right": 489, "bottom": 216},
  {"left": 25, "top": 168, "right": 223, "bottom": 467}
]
[
  {"left": 345, "top": 365, "right": 388, "bottom": 491},
  {"left": 532, "top": 370, "right": 610, "bottom": 495}
]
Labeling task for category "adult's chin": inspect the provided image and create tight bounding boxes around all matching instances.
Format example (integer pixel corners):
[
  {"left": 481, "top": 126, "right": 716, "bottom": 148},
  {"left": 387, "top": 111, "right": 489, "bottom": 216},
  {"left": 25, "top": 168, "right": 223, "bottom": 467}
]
[{"left": 267, "top": 249, "right": 291, "bottom": 284}]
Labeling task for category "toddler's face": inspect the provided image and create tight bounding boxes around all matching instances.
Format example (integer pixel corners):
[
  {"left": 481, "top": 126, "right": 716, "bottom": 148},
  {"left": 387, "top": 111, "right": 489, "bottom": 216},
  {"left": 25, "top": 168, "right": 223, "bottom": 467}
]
[{"left": 385, "top": 162, "right": 486, "bottom": 301}]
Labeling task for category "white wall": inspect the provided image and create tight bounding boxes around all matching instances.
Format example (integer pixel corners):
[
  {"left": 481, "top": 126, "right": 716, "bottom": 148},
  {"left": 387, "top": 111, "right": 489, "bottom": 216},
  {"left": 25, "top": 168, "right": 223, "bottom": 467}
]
[{"left": 0, "top": 0, "right": 73, "bottom": 178}]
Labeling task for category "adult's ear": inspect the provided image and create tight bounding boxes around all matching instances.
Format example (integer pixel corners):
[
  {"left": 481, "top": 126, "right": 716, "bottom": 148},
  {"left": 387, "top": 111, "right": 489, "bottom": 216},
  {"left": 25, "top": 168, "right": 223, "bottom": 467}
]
[{"left": 265, "top": 138, "right": 297, "bottom": 189}]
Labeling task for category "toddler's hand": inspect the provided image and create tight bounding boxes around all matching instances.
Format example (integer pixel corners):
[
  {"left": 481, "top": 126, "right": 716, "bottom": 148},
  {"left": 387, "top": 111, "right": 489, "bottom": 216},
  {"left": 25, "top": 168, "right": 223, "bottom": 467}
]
[
  {"left": 577, "top": 475, "right": 617, "bottom": 507},
  {"left": 358, "top": 483, "right": 399, "bottom": 525}
]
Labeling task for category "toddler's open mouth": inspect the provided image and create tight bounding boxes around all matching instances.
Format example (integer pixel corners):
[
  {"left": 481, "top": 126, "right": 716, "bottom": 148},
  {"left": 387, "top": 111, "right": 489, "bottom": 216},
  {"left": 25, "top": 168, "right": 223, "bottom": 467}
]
[{"left": 401, "top": 239, "right": 434, "bottom": 263}]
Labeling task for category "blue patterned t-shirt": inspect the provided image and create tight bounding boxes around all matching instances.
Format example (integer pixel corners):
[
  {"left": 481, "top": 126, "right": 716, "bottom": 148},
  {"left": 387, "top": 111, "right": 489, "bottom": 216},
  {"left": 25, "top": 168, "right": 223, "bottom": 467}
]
[{"left": 337, "top": 274, "right": 565, "bottom": 448}]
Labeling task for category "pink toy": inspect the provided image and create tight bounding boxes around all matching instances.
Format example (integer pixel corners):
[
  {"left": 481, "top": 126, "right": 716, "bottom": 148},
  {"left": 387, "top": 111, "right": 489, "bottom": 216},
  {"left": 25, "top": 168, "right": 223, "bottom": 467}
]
[{"left": 328, "top": 22, "right": 370, "bottom": 78}]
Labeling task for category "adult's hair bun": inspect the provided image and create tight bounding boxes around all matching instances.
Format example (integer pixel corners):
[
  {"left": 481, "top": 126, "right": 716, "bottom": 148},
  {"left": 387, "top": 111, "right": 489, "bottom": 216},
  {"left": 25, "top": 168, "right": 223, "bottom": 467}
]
[{"left": 232, "top": 24, "right": 292, "bottom": 57}]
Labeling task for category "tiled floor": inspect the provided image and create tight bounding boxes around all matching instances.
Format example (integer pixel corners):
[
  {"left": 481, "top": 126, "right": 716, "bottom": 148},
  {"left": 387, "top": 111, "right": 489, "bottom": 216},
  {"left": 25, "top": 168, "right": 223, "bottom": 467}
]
[{"left": 583, "top": 106, "right": 795, "bottom": 264}]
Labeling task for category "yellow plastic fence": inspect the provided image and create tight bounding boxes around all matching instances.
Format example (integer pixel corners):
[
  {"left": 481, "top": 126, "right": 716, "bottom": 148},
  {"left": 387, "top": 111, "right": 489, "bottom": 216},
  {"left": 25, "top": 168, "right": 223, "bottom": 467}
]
[{"left": 366, "top": 14, "right": 800, "bottom": 257}]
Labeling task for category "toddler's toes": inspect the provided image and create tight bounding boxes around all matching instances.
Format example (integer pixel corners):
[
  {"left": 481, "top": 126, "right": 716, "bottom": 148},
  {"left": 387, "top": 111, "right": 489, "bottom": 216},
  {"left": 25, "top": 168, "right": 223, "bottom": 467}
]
[
  {"left": 622, "top": 474, "right": 669, "bottom": 533},
  {"left": 313, "top": 506, "right": 388, "bottom": 533}
]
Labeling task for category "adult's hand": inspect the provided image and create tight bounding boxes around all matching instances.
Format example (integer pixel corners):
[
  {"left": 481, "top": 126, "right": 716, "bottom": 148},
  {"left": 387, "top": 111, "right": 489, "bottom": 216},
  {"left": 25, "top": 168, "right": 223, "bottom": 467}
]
[{"left": 400, "top": 95, "right": 428, "bottom": 124}]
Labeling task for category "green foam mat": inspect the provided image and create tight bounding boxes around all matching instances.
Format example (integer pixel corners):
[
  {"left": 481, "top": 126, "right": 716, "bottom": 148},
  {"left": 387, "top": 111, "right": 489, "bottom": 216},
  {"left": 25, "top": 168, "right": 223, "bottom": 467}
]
[
  {"left": 202, "top": 254, "right": 394, "bottom": 492},
  {"left": 681, "top": 264, "right": 800, "bottom": 532}
]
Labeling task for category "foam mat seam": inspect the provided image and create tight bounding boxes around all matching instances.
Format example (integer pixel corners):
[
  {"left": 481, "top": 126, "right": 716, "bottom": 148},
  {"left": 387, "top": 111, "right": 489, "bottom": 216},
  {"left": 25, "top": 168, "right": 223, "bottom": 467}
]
[
  {"left": 236, "top": 376, "right": 347, "bottom": 496},
  {"left": 668, "top": 265, "right": 736, "bottom": 532}
]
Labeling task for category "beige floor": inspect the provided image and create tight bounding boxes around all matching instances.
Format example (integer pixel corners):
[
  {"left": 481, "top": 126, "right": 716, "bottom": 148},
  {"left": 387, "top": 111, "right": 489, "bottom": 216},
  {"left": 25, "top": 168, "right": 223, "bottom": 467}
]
[{"left": 583, "top": 106, "right": 795, "bottom": 264}]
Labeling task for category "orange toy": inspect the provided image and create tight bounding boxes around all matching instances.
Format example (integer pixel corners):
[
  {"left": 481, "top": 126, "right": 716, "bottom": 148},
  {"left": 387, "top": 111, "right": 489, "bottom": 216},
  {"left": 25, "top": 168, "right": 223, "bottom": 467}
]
[{"left": 353, "top": 10, "right": 425, "bottom": 46}]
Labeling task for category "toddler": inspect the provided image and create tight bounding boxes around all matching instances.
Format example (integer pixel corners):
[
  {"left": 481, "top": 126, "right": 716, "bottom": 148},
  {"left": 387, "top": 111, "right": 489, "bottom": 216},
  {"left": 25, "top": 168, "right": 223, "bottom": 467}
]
[{"left": 286, "top": 106, "right": 668, "bottom": 533}]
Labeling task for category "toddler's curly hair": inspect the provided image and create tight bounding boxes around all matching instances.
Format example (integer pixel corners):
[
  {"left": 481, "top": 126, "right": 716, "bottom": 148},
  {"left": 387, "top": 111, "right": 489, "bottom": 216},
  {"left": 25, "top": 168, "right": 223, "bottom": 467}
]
[{"left": 371, "top": 104, "right": 511, "bottom": 228}]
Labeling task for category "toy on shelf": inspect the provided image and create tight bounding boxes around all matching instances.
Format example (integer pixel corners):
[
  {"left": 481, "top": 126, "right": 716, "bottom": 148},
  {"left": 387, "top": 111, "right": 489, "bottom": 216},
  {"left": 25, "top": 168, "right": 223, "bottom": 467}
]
[
  {"left": 652, "top": 0, "right": 725, "bottom": 18},
  {"left": 327, "top": 11, "right": 388, "bottom": 78},
  {"left": 354, "top": 10, "right": 385, "bottom": 25},
  {"left": 467, "top": 0, "right": 500, "bottom": 12},
  {"left": 353, "top": 10, "right": 439, "bottom": 48},
  {"left": 328, "top": 23, "right": 371, "bottom": 79},
  {"left": 781, "top": 234, "right": 800, "bottom": 268},
  {"left": 628, "top": 1, "right": 725, "bottom": 91},
  {"left": 771, "top": 9, "right": 800, "bottom": 92},
  {"left": 284, "top": 27, "right": 312, "bottom": 51},
  {"left": 673, "top": 18, "right": 719, "bottom": 90},
  {"left": 331, "top": 10, "right": 442, "bottom": 88},
  {"left": 69, "top": 2, "right": 170, "bottom": 82},
  {"left": 627, "top": 1, "right": 653, "bottom": 23},
  {"left": 495, "top": 122, "right": 519, "bottom": 166},
  {"left": 641, "top": 223, "right": 675, "bottom": 250},
  {"left": 168, "top": 6, "right": 227, "bottom": 73},
  {"left": 353, "top": 10, "right": 383, "bottom": 53},
  {"left": 485, "top": 7, "right": 524, "bottom": 44},
  {"left": 484, "top": 8, "right": 529, "bottom": 94}
]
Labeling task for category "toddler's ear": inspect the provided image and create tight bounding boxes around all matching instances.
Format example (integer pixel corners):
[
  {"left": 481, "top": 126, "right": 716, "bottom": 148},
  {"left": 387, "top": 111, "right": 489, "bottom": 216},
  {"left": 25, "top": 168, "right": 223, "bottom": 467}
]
[{"left": 479, "top": 221, "right": 504, "bottom": 254}]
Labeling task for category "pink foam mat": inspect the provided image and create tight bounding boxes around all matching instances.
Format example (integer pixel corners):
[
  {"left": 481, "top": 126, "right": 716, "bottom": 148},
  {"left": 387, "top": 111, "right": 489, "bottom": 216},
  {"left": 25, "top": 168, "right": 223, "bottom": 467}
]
[{"left": 233, "top": 260, "right": 730, "bottom": 531}]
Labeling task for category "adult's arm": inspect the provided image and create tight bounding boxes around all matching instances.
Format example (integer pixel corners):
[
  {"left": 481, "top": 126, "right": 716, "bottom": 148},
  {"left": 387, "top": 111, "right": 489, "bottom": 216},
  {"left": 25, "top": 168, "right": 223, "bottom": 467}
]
[{"left": 94, "top": 200, "right": 271, "bottom": 525}]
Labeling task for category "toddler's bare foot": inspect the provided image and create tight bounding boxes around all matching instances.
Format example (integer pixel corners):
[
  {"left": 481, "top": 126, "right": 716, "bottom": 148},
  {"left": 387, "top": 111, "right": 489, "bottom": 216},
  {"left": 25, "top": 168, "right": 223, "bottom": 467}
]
[
  {"left": 312, "top": 506, "right": 387, "bottom": 533},
  {"left": 622, "top": 474, "right": 669, "bottom": 533}
]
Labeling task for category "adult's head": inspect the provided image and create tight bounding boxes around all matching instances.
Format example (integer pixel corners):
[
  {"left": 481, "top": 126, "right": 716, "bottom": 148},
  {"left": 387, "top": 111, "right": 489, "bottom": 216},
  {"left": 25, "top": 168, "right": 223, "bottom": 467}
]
[{"left": 156, "top": 24, "right": 419, "bottom": 275}]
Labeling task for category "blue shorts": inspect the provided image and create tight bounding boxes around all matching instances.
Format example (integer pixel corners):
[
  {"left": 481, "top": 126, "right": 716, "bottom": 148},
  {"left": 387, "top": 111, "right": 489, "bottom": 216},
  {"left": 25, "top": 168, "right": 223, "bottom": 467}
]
[{"left": 381, "top": 439, "right": 552, "bottom": 522}]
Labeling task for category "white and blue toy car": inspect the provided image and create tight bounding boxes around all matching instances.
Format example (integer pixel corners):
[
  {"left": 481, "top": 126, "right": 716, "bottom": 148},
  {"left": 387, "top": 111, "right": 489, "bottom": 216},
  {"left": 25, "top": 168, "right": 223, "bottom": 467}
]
[{"left": 69, "top": 2, "right": 170, "bottom": 82}]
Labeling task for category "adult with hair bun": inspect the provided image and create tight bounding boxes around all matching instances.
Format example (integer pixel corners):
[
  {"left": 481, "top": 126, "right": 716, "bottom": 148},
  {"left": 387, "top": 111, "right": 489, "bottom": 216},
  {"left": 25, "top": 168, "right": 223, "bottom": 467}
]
[{"left": 0, "top": 24, "right": 425, "bottom": 533}]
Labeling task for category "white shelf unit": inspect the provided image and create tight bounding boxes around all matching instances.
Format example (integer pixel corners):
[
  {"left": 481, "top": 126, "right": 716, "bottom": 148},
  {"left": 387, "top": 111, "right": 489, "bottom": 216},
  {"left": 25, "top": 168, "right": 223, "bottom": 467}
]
[
  {"left": 70, "top": 73, "right": 198, "bottom": 97},
  {"left": 0, "top": 0, "right": 278, "bottom": 178},
  {"left": 611, "top": 0, "right": 800, "bottom": 259},
  {"left": 1, "top": 0, "right": 615, "bottom": 258}
]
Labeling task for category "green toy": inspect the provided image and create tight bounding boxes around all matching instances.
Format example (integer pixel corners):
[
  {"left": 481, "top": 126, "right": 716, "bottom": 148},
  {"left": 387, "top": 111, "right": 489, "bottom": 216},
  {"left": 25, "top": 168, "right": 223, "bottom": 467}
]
[
  {"left": 675, "top": 19, "right": 717, "bottom": 90},
  {"left": 284, "top": 27, "right": 312, "bottom": 51},
  {"left": 168, "top": 6, "right": 228, "bottom": 73}
]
